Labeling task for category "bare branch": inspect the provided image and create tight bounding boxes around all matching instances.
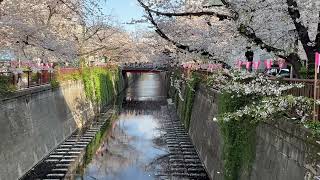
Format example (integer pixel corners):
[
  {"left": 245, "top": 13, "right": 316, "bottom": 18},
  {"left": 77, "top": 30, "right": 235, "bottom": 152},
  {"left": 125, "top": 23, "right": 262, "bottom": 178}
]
[{"left": 137, "top": 0, "right": 236, "bottom": 20}]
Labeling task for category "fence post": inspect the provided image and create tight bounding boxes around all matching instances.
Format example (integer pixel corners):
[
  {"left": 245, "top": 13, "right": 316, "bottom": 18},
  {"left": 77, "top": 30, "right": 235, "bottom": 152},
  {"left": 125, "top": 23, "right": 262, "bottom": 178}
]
[
  {"left": 27, "top": 71, "right": 30, "bottom": 88},
  {"left": 318, "top": 81, "right": 320, "bottom": 121},
  {"left": 314, "top": 52, "right": 320, "bottom": 121},
  {"left": 38, "top": 72, "right": 41, "bottom": 85},
  {"left": 12, "top": 73, "right": 15, "bottom": 86}
]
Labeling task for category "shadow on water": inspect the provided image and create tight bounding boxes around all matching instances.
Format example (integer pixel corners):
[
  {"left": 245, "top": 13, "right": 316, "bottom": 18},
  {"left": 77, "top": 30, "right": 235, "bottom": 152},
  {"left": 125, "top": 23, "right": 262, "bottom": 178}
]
[{"left": 81, "top": 73, "right": 170, "bottom": 180}]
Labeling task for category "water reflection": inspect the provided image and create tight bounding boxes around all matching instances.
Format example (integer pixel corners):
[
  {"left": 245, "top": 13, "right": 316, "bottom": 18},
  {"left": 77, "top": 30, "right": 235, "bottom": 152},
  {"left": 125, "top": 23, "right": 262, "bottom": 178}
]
[
  {"left": 125, "top": 73, "right": 167, "bottom": 101},
  {"left": 82, "top": 73, "right": 168, "bottom": 180}
]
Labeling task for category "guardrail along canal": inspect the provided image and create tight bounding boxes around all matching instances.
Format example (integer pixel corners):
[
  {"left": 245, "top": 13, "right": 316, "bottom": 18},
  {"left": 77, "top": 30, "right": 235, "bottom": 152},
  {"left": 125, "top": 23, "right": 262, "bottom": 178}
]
[{"left": 81, "top": 72, "right": 209, "bottom": 180}]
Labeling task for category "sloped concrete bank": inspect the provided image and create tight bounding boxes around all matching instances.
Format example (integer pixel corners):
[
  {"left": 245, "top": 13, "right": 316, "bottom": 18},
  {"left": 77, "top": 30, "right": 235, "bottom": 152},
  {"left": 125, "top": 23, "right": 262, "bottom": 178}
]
[
  {"left": 20, "top": 105, "right": 119, "bottom": 179},
  {"left": 0, "top": 82, "right": 92, "bottom": 180},
  {"left": 169, "top": 82, "right": 320, "bottom": 180},
  {"left": 0, "top": 69, "right": 128, "bottom": 180}
]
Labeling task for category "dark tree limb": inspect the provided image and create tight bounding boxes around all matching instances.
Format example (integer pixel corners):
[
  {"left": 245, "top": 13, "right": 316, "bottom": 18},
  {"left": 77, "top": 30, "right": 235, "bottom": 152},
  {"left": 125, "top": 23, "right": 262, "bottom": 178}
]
[
  {"left": 287, "top": 0, "right": 314, "bottom": 63},
  {"left": 137, "top": 0, "right": 236, "bottom": 20},
  {"left": 17, "top": 36, "right": 55, "bottom": 52},
  {"left": 315, "top": 11, "right": 320, "bottom": 51},
  {"left": 238, "top": 24, "right": 285, "bottom": 54}
]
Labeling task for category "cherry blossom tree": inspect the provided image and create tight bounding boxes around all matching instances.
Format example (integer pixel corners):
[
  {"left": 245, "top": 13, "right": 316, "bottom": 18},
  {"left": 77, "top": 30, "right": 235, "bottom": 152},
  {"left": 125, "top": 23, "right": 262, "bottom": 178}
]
[
  {"left": 0, "top": 0, "right": 136, "bottom": 65},
  {"left": 137, "top": 0, "right": 320, "bottom": 77}
]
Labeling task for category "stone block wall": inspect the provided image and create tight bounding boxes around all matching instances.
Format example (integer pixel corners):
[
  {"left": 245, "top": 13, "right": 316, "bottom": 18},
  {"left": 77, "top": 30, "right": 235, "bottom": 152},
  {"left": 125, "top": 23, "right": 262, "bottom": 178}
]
[
  {"left": 0, "top": 81, "right": 95, "bottom": 180},
  {"left": 170, "top": 82, "right": 320, "bottom": 180},
  {"left": 0, "top": 70, "right": 125, "bottom": 180},
  {"left": 188, "top": 85, "right": 225, "bottom": 180}
]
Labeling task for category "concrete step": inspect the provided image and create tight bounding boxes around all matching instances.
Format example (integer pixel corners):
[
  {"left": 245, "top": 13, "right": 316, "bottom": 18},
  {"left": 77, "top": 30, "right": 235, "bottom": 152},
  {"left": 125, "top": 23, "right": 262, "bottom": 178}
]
[
  {"left": 52, "top": 168, "right": 68, "bottom": 172},
  {"left": 63, "top": 155, "right": 78, "bottom": 159},
  {"left": 56, "top": 148, "right": 70, "bottom": 151},
  {"left": 182, "top": 151, "right": 197, "bottom": 155},
  {"left": 77, "top": 141, "right": 90, "bottom": 145},
  {"left": 168, "top": 145, "right": 180, "bottom": 148},
  {"left": 68, "top": 151, "right": 82, "bottom": 154},
  {"left": 87, "top": 129, "right": 99, "bottom": 132},
  {"left": 60, "top": 144, "right": 73, "bottom": 148},
  {"left": 60, "top": 159, "right": 75, "bottom": 163},
  {"left": 63, "top": 142, "right": 76, "bottom": 145},
  {"left": 179, "top": 142, "right": 192, "bottom": 145},
  {"left": 46, "top": 173, "right": 65, "bottom": 178},
  {"left": 185, "top": 163, "right": 204, "bottom": 168},
  {"left": 180, "top": 145, "right": 194, "bottom": 148},
  {"left": 184, "top": 155, "right": 199, "bottom": 159},
  {"left": 170, "top": 163, "right": 185, "bottom": 168},
  {"left": 80, "top": 137, "right": 93, "bottom": 140},
  {"left": 184, "top": 159, "right": 201, "bottom": 163},
  {"left": 181, "top": 148, "right": 197, "bottom": 152},
  {"left": 170, "top": 168, "right": 186, "bottom": 172},
  {"left": 45, "top": 159, "right": 60, "bottom": 162},
  {"left": 49, "top": 155, "right": 64, "bottom": 158},
  {"left": 187, "top": 168, "right": 206, "bottom": 173},
  {"left": 74, "top": 144, "right": 87, "bottom": 147},
  {"left": 52, "top": 151, "right": 68, "bottom": 154},
  {"left": 65, "top": 139, "right": 78, "bottom": 142},
  {"left": 169, "top": 159, "right": 184, "bottom": 163},
  {"left": 55, "top": 164, "right": 70, "bottom": 167}
]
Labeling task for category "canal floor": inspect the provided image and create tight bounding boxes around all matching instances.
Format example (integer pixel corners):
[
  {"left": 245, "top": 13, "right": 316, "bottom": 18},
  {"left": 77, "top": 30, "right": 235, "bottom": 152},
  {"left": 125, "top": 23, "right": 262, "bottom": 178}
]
[{"left": 81, "top": 73, "right": 208, "bottom": 180}]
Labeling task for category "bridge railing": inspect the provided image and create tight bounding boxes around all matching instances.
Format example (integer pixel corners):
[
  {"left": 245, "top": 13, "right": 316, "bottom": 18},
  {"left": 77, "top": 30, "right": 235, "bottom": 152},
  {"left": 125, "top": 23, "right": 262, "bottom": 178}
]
[
  {"left": 121, "top": 63, "right": 167, "bottom": 69},
  {"left": 0, "top": 70, "right": 53, "bottom": 90}
]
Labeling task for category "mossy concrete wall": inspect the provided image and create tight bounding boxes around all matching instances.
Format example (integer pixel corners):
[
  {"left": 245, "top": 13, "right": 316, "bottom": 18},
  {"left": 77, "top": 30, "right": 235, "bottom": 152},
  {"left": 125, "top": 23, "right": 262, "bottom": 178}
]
[
  {"left": 0, "top": 74, "right": 125, "bottom": 180},
  {"left": 170, "top": 83, "right": 320, "bottom": 180},
  {"left": 188, "top": 85, "right": 225, "bottom": 180}
]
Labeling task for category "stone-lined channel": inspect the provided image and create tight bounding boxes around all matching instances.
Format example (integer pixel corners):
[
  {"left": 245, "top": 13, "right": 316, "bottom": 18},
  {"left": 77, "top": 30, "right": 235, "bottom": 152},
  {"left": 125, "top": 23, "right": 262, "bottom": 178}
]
[
  {"left": 80, "top": 73, "right": 208, "bottom": 179},
  {"left": 20, "top": 72, "right": 209, "bottom": 180}
]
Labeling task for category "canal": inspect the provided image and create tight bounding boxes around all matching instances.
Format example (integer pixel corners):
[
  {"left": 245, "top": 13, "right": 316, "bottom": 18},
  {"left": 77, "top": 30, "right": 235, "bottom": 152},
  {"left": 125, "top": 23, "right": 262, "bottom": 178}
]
[{"left": 80, "top": 72, "right": 209, "bottom": 179}]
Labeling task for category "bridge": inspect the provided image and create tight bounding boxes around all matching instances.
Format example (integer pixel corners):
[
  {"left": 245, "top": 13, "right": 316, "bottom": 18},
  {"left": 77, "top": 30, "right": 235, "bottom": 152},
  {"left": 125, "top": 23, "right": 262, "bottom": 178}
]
[{"left": 121, "top": 64, "right": 168, "bottom": 73}]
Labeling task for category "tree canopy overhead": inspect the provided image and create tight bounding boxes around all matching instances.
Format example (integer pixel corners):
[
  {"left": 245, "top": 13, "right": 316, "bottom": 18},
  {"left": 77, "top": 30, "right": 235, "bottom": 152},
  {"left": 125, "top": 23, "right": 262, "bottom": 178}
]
[
  {"left": 0, "top": 0, "right": 141, "bottom": 63},
  {"left": 137, "top": 0, "right": 320, "bottom": 76}
]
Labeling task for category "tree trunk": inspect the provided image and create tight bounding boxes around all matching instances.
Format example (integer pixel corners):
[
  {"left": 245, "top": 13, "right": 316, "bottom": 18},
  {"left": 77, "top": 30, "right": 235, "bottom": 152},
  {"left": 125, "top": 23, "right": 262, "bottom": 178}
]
[
  {"left": 286, "top": 53, "right": 302, "bottom": 78},
  {"left": 306, "top": 48, "right": 316, "bottom": 79}
]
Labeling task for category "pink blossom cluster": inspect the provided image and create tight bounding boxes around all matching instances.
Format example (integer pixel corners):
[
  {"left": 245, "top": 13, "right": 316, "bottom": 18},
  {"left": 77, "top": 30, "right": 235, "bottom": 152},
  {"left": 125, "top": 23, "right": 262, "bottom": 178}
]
[{"left": 235, "top": 58, "right": 286, "bottom": 71}]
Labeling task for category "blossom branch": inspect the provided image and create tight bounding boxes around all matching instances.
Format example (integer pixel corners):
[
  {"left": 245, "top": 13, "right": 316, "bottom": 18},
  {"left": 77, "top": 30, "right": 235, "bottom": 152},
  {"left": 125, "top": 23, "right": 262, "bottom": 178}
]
[{"left": 238, "top": 24, "right": 285, "bottom": 54}]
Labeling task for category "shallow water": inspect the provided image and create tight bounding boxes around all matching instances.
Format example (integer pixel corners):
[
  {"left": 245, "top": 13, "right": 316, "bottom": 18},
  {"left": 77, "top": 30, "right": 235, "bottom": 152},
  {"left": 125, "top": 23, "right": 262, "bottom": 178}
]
[{"left": 82, "top": 73, "right": 169, "bottom": 180}]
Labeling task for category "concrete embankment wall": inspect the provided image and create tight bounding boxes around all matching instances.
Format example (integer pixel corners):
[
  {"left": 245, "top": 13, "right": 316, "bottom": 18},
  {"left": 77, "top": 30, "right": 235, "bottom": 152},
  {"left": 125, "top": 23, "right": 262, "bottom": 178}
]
[
  {"left": 0, "top": 82, "right": 90, "bottom": 180},
  {"left": 170, "top": 83, "right": 320, "bottom": 180},
  {"left": 0, "top": 71, "right": 126, "bottom": 180}
]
